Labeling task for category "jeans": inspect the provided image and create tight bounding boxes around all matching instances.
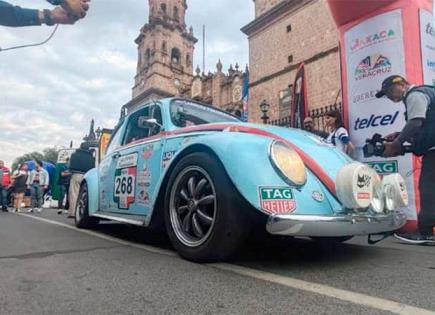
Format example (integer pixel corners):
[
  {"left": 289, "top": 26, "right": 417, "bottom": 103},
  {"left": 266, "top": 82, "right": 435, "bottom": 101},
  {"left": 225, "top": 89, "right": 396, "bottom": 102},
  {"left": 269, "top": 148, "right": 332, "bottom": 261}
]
[
  {"left": 418, "top": 150, "right": 435, "bottom": 235},
  {"left": 0, "top": 186, "right": 7, "bottom": 209},
  {"left": 58, "top": 185, "right": 69, "bottom": 209},
  {"left": 30, "top": 184, "right": 44, "bottom": 209}
]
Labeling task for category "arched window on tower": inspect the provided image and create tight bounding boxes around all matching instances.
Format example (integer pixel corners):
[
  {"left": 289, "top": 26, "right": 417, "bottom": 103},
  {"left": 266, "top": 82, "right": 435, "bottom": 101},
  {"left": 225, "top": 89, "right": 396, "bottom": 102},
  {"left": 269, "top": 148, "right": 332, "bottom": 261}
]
[
  {"left": 160, "top": 3, "right": 166, "bottom": 14},
  {"left": 162, "top": 41, "right": 167, "bottom": 53},
  {"left": 173, "top": 6, "right": 179, "bottom": 21},
  {"left": 171, "top": 48, "right": 181, "bottom": 65},
  {"left": 186, "top": 53, "right": 191, "bottom": 67}
]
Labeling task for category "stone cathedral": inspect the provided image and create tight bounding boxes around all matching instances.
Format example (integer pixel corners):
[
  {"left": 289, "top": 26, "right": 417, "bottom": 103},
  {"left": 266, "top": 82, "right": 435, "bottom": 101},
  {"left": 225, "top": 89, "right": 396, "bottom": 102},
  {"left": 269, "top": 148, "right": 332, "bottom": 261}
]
[{"left": 124, "top": 0, "right": 247, "bottom": 117}]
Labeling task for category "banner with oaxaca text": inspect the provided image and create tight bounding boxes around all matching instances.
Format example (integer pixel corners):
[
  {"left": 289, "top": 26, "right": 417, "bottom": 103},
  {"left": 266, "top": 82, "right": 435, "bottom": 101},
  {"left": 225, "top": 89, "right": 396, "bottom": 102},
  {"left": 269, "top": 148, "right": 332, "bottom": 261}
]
[{"left": 343, "top": 9, "right": 417, "bottom": 220}]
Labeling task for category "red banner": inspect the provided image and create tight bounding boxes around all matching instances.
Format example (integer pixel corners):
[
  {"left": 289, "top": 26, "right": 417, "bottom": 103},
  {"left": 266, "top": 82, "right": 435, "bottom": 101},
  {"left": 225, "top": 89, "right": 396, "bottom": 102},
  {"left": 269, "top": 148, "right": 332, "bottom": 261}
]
[{"left": 291, "top": 63, "right": 307, "bottom": 128}]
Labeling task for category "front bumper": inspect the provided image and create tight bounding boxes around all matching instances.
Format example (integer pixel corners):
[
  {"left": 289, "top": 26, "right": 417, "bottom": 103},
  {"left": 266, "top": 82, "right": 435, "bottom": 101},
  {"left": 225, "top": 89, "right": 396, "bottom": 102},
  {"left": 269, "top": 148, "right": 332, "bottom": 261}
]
[{"left": 266, "top": 211, "right": 407, "bottom": 237}]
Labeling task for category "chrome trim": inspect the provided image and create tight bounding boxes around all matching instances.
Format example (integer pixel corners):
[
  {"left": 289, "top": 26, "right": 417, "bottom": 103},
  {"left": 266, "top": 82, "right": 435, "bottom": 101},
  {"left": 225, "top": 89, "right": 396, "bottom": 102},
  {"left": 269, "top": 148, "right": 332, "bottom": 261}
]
[
  {"left": 91, "top": 212, "right": 146, "bottom": 226},
  {"left": 266, "top": 211, "right": 407, "bottom": 237}
]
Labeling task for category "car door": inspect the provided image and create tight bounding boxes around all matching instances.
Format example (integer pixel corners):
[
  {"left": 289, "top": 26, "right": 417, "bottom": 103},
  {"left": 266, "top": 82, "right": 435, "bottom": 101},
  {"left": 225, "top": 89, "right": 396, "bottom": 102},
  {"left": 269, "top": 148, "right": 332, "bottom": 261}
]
[
  {"left": 98, "top": 120, "right": 125, "bottom": 213},
  {"left": 110, "top": 105, "right": 165, "bottom": 216}
]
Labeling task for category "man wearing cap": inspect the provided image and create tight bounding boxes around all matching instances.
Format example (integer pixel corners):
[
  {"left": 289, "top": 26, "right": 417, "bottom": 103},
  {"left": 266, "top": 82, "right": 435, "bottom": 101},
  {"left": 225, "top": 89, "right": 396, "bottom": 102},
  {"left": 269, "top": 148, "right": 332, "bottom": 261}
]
[
  {"left": 375, "top": 75, "right": 435, "bottom": 243},
  {"left": 302, "top": 117, "right": 328, "bottom": 138}
]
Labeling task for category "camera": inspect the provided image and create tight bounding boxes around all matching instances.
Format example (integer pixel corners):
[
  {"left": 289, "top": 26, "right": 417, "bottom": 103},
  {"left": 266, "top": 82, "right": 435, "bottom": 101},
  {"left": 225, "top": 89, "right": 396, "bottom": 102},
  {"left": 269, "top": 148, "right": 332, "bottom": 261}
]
[
  {"left": 363, "top": 133, "right": 412, "bottom": 157},
  {"left": 363, "top": 133, "right": 386, "bottom": 158}
]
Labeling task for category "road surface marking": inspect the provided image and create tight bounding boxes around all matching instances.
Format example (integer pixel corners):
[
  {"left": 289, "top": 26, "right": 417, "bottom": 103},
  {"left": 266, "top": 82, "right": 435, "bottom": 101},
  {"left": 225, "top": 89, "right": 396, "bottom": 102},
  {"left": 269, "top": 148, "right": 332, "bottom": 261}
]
[
  {"left": 16, "top": 213, "right": 176, "bottom": 257},
  {"left": 17, "top": 213, "right": 435, "bottom": 315},
  {"left": 210, "top": 263, "right": 435, "bottom": 315}
]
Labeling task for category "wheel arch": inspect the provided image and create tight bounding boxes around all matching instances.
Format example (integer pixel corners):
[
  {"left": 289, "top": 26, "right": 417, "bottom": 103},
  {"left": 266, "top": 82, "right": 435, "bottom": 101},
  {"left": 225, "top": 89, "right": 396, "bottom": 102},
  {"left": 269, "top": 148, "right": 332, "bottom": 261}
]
[
  {"left": 82, "top": 168, "right": 99, "bottom": 214},
  {"left": 148, "top": 143, "right": 224, "bottom": 231}
]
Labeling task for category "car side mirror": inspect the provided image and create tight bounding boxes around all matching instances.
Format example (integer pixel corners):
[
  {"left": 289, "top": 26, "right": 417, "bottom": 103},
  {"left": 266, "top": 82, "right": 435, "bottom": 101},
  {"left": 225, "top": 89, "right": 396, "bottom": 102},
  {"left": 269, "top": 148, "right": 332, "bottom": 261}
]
[{"left": 138, "top": 116, "right": 164, "bottom": 131}]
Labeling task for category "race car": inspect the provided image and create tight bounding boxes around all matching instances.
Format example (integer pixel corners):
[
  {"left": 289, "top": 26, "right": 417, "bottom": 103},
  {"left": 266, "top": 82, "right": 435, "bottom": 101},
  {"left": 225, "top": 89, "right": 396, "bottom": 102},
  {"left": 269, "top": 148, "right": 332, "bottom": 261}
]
[{"left": 75, "top": 98, "right": 408, "bottom": 262}]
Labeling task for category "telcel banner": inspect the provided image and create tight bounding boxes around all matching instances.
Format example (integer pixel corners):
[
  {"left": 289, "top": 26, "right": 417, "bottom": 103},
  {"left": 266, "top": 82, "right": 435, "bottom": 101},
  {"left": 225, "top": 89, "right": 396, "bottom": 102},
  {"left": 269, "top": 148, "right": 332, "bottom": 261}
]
[
  {"left": 420, "top": 9, "right": 435, "bottom": 86},
  {"left": 344, "top": 9, "right": 417, "bottom": 219}
]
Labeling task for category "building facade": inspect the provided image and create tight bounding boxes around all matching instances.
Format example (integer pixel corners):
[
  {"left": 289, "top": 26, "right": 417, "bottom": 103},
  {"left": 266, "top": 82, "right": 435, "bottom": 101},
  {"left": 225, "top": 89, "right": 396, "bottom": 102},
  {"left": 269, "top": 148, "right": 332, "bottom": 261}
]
[
  {"left": 125, "top": 0, "right": 245, "bottom": 117},
  {"left": 242, "top": 0, "right": 341, "bottom": 123}
]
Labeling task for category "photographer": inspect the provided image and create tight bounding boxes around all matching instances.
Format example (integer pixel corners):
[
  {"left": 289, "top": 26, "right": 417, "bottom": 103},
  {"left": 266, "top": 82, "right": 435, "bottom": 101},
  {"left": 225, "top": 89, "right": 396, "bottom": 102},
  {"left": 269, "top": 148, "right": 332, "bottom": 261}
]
[{"left": 375, "top": 75, "right": 435, "bottom": 244}]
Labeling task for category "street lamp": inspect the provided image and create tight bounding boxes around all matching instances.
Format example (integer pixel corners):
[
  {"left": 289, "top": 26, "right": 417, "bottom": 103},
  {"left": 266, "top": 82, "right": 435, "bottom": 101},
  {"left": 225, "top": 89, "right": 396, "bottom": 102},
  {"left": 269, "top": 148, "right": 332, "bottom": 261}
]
[{"left": 260, "top": 99, "right": 270, "bottom": 124}]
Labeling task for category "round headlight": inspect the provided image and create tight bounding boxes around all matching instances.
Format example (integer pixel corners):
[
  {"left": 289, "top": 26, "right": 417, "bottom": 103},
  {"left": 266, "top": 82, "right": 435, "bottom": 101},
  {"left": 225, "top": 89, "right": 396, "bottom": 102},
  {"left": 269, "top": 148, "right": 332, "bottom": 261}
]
[
  {"left": 370, "top": 172, "right": 384, "bottom": 213},
  {"left": 382, "top": 174, "right": 408, "bottom": 211},
  {"left": 269, "top": 141, "right": 307, "bottom": 187},
  {"left": 383, "top": 184, "right": 396, "bottom": 211}
]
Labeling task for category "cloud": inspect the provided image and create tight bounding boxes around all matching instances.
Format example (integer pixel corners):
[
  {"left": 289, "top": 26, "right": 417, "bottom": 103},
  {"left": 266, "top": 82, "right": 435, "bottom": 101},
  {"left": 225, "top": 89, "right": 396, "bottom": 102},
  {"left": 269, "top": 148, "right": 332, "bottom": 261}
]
[{"left": 0, "top": 0, "right": 254, "bottom": 167}]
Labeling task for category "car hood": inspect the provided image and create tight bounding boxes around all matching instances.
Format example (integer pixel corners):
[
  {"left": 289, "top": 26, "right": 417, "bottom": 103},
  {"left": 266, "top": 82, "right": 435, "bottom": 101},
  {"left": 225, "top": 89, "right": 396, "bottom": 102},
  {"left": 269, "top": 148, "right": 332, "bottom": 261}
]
[{"left": 175, "top": 122, "right": 351, "bottom": 177}]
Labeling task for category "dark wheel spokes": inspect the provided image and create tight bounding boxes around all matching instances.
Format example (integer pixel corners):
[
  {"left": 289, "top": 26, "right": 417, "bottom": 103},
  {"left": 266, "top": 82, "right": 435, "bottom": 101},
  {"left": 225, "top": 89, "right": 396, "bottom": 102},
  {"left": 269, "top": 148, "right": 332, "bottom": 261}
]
[
  {"left": 170, "top": 166, "right": 217, "bottom": 247},
  {"left": 76, "top": 187, "right": 87, "bottom": 221}
]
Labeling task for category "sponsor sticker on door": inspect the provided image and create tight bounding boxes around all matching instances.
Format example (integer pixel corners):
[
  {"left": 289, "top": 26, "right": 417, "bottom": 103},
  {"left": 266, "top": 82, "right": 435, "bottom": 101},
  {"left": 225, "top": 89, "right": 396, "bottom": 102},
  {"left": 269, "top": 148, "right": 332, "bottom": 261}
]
[{"left": 258, "top": 187, "right": 296, "bottom": 214}]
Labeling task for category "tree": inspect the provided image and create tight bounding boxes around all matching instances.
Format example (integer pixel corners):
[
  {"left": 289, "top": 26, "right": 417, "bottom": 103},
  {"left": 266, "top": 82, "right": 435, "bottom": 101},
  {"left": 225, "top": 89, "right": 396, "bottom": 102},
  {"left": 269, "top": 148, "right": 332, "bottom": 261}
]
[
  {"left": 12, "top": 152, "right": 44, "bottom": 171},
  {"left": 11, "top": 147, "right": 60, "bottom": 171},
  {"left": 42, "top": 147, "right": 59, "bottom": 164}
]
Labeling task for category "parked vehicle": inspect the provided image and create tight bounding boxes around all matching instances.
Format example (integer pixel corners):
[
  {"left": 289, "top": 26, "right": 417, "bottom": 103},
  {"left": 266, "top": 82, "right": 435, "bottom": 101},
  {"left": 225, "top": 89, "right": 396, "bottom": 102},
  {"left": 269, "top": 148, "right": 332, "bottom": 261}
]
[{"left": 76, "top": 98, "right": 407, "bottom": 262}]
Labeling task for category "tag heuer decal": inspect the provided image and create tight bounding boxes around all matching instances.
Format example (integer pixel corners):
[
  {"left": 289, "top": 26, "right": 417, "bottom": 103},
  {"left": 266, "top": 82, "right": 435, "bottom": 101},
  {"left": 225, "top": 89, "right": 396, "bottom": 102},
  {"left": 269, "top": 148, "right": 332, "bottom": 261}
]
[{"left": 258, "top": 187, "right": 296, "bottom": 214}]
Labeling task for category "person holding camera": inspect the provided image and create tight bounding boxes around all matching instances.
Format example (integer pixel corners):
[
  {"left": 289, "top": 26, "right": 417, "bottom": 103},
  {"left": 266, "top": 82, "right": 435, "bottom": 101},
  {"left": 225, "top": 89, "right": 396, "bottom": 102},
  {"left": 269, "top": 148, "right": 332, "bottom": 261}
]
[
  {"left": 0, "top": 0, "right": 90, "bottom": 27},
  {"left": 375, "top": 75, "right": 435, "bottom": 244}
]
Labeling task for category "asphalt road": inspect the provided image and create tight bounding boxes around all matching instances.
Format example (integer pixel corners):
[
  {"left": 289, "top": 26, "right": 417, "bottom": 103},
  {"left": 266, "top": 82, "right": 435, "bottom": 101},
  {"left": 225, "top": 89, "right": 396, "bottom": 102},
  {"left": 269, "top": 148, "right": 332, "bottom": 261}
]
[{"left": 0, "top": 209, "right": 434, "bottom": 315}]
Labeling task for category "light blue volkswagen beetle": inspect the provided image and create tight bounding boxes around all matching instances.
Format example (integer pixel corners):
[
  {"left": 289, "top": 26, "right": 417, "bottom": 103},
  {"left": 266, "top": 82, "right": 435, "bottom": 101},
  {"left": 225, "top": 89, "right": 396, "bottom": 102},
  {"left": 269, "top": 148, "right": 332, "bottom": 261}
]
[{"left": 76, "top": 98, "right": 407, "bottom": 262}]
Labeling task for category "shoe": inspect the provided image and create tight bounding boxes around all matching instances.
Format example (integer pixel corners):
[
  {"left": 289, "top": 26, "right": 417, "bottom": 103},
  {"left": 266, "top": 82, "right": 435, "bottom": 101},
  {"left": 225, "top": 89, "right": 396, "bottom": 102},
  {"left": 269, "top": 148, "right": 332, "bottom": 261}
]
[
  {"left": 1, "top": 206, "right": 7, "bottom": 212},
  {"left": 394, "top": 233, "right": 435, "bottom": 244},
  {"left": 57, "top": 209, "right": 63, "bottom": 214},
  {"left": 28, "top": 208, "right": 33, "bottom": 213},
  {"left": 36, "top": 208, "right": 42, "bottom": 213},
  {"left": 16, "top": 208, "right": 21, "bottom": 213}
]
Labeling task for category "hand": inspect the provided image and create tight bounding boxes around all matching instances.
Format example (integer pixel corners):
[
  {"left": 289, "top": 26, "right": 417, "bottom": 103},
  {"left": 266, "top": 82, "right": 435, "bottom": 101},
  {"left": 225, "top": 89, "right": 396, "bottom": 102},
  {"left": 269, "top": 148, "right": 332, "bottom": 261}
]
[
  {"left": 43, "top": 186, "right": 48, "bottom": 190},
  {"left": 384, "top": 132, "right": 401, "bottom": 142},
  {"left": 50, "top": 7, "right": 78, "bottom": 24},
  {"left": 382, "top": 142, "right": 403, "bottom": 157},
  {"left": 61, "top": 0, "right": 90, "bottom": 19}
]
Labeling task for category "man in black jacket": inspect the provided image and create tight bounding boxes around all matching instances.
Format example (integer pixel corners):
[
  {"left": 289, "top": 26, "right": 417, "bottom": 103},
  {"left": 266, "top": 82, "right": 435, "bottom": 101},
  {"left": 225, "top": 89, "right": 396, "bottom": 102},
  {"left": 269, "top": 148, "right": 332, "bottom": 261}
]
[
  {"left": 67, "top": 143, "right": 95, "bottom": 218},
  {"left": 0, "top": 0, "right": 90, "bottom": 27},
  {"left": 376, "top": 75, "right": 435, "bottom": 244}
]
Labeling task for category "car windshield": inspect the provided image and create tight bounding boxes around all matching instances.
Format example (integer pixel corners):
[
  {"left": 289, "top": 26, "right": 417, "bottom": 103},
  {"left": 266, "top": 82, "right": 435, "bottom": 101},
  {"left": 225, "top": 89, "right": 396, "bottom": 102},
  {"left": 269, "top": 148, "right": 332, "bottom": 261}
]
[{"left": 170, "top": 100, "right": 240, "bottom": 128}]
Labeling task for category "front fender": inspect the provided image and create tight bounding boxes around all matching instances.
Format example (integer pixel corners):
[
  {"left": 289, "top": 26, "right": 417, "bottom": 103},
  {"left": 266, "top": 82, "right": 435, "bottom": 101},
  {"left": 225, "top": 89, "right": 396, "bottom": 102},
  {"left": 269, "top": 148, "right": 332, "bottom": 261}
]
[
  {"left": 171, "top": 132, "right": 343, "bottom": 216},
  {"left": 83, "top": 168, "right": 99, "bottom": 214}
]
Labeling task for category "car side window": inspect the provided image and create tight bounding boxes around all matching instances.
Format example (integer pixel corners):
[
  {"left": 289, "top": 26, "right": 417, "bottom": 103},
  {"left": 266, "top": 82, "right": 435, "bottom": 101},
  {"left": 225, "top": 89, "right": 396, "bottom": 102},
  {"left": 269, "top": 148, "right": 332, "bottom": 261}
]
[
  {"left": 105, "top": 125, "right": 123, "bottom": 155},
  {"left": 149, "top": 105, "right": 163, "bottom": 137},
  {"left": 122, "top": 107, "right": 151, "bottom": 145}
]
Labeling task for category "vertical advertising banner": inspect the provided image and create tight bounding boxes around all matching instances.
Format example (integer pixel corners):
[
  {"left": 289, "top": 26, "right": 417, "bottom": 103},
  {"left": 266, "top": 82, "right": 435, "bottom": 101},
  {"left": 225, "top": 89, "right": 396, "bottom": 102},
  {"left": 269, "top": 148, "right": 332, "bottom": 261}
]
[
  {"left": 420, "top": 9, "right": 435, "bottom": 86},
  {"left": 99, "top": 129, "right": 113, "bottom": 162},
  {"left": 344, "top": 9, "right": 417, "bottom": 219}
]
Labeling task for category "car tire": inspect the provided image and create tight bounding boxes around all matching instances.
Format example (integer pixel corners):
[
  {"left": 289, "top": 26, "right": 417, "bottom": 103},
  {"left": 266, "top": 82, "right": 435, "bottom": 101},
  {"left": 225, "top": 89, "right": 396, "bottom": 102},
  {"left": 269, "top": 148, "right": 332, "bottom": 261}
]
[
  {"left": 164, "top": 152, "right": 249, "bottom": 262},
  {"left": 310, "top": 236, "right": 353, "bottom": 243},
  {"left": 75, "top": 183, "right": 99, "bottom": 229}
]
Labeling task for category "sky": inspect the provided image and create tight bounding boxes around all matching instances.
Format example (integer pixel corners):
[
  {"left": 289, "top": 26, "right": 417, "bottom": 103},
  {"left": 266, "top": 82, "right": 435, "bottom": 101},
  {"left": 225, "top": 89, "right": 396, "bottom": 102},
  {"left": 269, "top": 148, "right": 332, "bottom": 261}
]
[{"left": 0, "top": 0, "right": 254, "bottom": 167}]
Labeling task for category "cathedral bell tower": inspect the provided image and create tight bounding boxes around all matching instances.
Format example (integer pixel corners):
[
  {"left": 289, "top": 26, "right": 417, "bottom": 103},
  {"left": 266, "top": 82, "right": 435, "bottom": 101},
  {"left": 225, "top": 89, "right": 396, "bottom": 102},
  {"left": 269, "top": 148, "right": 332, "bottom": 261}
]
[{"left": 131, "top": 0, "right": 197, "bottom": 107}]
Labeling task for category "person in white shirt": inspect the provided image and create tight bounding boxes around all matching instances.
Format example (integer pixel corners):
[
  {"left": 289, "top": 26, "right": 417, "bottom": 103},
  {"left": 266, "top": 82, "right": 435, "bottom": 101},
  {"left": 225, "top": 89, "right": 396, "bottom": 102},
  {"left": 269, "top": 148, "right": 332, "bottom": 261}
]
[
  {"left": 324, "top": 109, "right": 354, "bottom": 156},
  {"left": 26, "top": 160, "right": 49, "bottom": 213}
]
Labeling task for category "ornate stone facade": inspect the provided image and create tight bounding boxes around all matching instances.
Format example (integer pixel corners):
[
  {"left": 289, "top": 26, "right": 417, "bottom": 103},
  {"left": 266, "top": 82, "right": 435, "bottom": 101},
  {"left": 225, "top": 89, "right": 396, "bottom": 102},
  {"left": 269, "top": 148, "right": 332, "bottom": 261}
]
[
  {"left": 125, "top": 0, "right": 245, "bottom": 117},
  {"left": 242, "top": 0, "right": 341, "bottom": 123},
  {"left": 190, "top": 61, "right": 247, "bottom": 117},
  {"left": 126, "top": 0, "right": 196, "bottom": 111}
]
